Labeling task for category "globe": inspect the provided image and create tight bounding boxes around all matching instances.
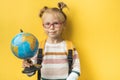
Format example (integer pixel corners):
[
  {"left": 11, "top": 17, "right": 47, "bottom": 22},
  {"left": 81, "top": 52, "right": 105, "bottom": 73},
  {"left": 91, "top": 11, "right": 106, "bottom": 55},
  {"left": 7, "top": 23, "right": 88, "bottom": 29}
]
[{"left": 11, "top": 32, "right": 39, "bottom": 59}]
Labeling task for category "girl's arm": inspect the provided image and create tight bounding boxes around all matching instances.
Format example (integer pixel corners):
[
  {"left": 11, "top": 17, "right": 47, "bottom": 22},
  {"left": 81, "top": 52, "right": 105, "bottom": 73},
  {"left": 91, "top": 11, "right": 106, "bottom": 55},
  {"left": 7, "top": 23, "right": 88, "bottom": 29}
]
[{"left": 67, "top": 48, "right": 81, "bottom": 80}]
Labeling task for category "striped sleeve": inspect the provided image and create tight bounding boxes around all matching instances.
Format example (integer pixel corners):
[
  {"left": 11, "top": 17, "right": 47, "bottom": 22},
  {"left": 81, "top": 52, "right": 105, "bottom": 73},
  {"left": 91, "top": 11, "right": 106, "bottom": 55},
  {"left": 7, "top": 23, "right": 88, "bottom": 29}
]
[
  {"left": 67, "top": 48, "right": 81, "bottom": 80},
  {"left": 72, "top": 48, "right": 81, "bottom": 76}
]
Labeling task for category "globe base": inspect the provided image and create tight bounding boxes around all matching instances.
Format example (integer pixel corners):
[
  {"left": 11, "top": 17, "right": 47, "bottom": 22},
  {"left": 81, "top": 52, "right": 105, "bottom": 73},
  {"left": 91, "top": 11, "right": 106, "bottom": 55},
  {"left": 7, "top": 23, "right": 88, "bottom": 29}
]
[{"left": 22, "top": 65, "right": 39, "bottom": 74}]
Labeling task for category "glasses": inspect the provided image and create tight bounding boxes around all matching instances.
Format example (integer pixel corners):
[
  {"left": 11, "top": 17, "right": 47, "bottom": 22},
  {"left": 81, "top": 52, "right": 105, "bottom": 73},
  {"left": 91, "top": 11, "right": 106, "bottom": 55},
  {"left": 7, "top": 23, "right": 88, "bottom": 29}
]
[{"left": 43, "top": 22, "right": 64, "bottom": 29}]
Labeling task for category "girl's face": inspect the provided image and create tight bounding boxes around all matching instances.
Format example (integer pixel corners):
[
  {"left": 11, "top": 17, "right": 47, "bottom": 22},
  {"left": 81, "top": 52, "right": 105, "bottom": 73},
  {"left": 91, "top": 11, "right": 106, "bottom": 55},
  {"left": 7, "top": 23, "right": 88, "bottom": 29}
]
[{"left": 42, "top": 13, "right": 65, "bottom": 39}]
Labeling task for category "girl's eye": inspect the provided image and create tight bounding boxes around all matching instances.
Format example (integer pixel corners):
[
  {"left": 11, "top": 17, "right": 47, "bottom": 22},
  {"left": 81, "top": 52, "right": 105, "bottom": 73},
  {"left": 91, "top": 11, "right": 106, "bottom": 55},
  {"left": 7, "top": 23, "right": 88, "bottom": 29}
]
[
  {"left": 45, "top": 23, "right": 50, "bottom": 25},
  {"left": 54, "top": 22, "right": 59, "bottom": 25}
]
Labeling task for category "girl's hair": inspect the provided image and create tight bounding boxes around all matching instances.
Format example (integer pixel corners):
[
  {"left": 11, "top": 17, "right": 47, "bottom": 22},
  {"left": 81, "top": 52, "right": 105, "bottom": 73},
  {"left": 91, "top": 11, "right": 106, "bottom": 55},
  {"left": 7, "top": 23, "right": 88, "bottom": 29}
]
[{"left": 39, "top": 2, "right": 67, "bottom": 22}]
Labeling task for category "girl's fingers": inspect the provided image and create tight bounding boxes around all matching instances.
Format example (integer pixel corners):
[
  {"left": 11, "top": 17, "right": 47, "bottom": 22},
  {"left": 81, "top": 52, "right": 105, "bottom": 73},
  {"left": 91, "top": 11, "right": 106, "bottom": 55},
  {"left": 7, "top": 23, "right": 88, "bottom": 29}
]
[{"left": 22, "top": 60, "right": 33, "bottom": 68}]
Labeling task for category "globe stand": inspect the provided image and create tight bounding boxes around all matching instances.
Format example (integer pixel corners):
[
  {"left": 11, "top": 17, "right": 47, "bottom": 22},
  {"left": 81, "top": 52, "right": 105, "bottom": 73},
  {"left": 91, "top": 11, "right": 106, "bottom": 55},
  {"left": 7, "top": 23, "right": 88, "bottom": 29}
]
[
  {"left": 22, "top": 65, "right": 39, "bottom": 73},
  {"left": 22, "top": 59, "right": 41, "bottom": 75}
]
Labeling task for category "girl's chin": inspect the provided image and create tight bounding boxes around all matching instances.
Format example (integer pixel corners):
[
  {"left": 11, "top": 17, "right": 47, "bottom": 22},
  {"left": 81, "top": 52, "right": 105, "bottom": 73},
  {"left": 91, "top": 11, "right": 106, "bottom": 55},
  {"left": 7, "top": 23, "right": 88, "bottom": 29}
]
[
  {"left": 49, "top": 33, "right": 55, "bottom": 36},
  {"left": 48, "top": 34, "right": 58, "bottom": 38}
]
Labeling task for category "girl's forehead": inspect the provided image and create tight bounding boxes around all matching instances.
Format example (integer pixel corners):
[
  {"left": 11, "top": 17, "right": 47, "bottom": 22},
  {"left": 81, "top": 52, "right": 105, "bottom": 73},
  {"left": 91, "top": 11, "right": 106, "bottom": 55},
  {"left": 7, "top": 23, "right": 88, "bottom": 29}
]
[
  {"left": 42, "top": 14, "right": 60, "bottom": 22},
  {"left": 42, "top": 12, "right": 65, "bottom": 22},
  {"left": 43, "top": 13, "right": 59, "bottom": 19}
]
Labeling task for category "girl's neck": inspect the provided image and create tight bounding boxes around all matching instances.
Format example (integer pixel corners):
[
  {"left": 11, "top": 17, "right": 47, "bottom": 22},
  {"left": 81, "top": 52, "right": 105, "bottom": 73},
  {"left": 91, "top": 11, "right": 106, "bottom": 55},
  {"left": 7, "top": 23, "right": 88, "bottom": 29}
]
[{"left": 47, "top": 37, "right": 63, "bottom": 44}]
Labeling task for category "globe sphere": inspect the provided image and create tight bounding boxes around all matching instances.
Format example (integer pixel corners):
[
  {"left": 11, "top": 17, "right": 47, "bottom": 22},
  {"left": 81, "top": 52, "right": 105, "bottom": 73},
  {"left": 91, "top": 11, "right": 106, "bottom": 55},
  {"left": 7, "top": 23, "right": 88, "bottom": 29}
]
[{"left": 11, "top": 32, "right": 39, "bottom": 59}]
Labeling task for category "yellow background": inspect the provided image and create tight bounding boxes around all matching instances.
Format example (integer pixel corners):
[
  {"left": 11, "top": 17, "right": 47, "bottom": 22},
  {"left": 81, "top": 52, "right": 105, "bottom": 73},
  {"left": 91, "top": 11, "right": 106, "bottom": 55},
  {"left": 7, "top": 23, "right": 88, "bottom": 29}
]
[{"left": 0, "top": 0, "right": 120, "bottom": 80}]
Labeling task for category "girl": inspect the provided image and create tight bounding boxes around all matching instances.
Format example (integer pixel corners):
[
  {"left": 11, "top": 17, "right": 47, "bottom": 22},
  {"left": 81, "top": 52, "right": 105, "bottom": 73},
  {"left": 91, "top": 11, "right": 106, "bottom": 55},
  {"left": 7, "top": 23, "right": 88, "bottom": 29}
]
[{"left": 23, "top": 2, "right": 80, "bottom": 80}]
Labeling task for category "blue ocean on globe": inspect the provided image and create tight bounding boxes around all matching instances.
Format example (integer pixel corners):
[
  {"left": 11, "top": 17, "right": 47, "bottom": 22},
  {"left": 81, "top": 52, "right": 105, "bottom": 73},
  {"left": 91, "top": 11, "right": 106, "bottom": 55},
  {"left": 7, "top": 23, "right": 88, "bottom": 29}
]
[{"left": 11, "top": 32, "right": 39, "bottom": 59}]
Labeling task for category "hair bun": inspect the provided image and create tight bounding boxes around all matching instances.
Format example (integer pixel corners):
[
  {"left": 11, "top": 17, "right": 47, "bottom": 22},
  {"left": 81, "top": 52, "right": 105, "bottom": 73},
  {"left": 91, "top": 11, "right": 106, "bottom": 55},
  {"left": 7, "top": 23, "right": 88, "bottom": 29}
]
[
  {"left": 39, "top": 6, "right": 48, "bottom": 17},
  {"left": 58, "top": 2, "right": 67, "bottom": 11}
]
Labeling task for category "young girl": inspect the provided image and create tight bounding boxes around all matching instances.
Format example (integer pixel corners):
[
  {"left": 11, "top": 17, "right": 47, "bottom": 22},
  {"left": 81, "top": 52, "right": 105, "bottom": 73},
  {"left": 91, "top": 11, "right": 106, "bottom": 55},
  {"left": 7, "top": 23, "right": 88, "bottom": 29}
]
[{"left": 22, "top": 2, "right": 80, "bottom": 80}]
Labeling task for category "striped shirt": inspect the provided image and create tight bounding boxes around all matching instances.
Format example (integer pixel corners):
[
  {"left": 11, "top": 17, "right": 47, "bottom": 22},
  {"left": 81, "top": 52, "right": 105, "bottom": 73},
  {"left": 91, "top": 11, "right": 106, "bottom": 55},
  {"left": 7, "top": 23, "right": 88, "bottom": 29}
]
[{"left": 32, "top": 41, "right": 80, "bottom": 80}]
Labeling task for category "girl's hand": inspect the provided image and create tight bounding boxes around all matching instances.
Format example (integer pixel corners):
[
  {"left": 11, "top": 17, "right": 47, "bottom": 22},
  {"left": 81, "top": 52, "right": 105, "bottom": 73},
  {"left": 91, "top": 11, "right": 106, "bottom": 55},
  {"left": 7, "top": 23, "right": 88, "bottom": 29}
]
[{"left": 22, "top": 59, "right": 33, "bottom": 68}]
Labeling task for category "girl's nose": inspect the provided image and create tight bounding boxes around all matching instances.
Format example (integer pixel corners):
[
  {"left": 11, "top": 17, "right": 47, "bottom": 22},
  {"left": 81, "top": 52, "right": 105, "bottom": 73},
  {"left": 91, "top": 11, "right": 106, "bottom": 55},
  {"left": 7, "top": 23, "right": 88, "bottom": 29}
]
[{"left": 49, "top": 25, "right": 54, "bottom": 29}]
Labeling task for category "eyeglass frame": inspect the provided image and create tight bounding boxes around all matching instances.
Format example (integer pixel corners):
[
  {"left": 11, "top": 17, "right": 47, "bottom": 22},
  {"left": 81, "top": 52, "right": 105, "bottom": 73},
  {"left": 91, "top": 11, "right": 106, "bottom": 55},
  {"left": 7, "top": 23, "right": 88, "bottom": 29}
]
[{"left": 42, "top": 21, "right": 65, "bottom": 29}]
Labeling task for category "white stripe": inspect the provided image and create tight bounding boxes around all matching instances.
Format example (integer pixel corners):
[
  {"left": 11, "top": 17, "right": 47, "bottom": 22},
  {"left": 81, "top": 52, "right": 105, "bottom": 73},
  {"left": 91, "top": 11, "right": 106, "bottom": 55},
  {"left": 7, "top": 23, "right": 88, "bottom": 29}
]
[
  {"left": 44, "top": 41, "right": 67, "bottom": 52},
  {"left": 42, "top": 63, "right": 69, "bottom": 68},
  {"left": 43, "top": 55, "right": 67, "bottom": 59},
  {"left": 44, "top": 47, "right": 66, "bottom": 52},
  {"left": 42, "top": 74, "right": 68, "bottom": 79}
]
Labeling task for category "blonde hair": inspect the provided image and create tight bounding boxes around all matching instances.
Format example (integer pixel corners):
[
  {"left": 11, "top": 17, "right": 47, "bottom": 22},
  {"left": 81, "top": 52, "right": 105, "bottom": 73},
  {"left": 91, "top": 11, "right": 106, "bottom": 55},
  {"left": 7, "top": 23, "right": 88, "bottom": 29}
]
[{"left": 39, "top": 2, "right": 67, "bottom": 22}]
